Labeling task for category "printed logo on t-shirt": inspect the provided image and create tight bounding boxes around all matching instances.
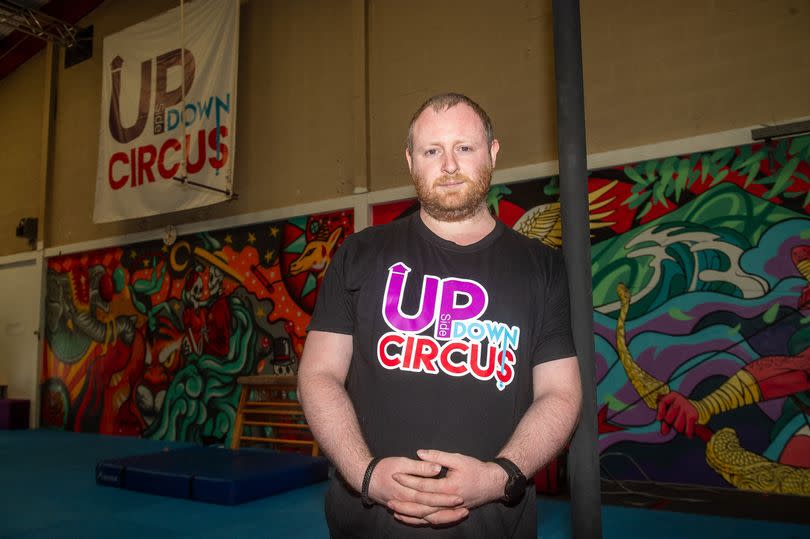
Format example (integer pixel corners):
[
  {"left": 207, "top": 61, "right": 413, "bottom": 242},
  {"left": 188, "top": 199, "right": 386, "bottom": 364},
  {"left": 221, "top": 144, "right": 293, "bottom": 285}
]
[{"left": 377, "top": 262, "right": 519, "bottom": 391}]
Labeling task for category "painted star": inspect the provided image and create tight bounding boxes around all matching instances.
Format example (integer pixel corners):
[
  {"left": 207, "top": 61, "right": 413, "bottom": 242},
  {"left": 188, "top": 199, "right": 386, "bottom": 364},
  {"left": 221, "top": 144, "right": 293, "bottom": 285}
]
[
  {"left": 130, "top": 250, "right": 137, "bottom": 259},
  {"left": 224, "top": 234, "right": 233, "bottom": 244},
  {"left": 161, "top": 244, "right": 168, "bottom": 253},
  {"left": 264, "top": 250, "right": 274, "bottom": 263},
  {"left": 269, "top": 226, "right": 279, "bottom": 238},
  {"left": 142, "top": 259, "right": 150, "bottom": 268},
  {"left": 247, "top": 232, "right": 257, "bottom": 244},
  {"left": 257, "top": 307, "right": 266, "bottom": 317}
]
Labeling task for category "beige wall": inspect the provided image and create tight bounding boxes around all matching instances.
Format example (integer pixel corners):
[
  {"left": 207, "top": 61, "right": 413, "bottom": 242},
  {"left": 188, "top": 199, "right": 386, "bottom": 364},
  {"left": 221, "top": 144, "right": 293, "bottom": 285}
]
[
  {"left": 0, "top": 0, "right": 808, "bottom": 254},
  {"left": 581, "top": 1, "right": 810, "bottom": 152},
  {"left": 0, "top": 51, "right": 44, "bottom": 256}
]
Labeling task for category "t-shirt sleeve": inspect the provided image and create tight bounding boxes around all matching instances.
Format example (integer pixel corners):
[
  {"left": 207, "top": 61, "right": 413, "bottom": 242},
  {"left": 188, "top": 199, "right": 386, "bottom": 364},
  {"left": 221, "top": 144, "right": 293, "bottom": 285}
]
[
  {"left": 532, "top": 248, "right": 576, "bottom": 366},
  {"left": 308, "top": 239, "right": 355, "bottom": 335}
]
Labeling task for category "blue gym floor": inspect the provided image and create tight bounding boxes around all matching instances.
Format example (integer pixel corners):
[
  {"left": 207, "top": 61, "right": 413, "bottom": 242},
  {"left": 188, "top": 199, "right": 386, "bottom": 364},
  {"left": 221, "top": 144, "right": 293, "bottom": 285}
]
[{"left": 1, "top": 430, "right": 808, "bottom": 538}]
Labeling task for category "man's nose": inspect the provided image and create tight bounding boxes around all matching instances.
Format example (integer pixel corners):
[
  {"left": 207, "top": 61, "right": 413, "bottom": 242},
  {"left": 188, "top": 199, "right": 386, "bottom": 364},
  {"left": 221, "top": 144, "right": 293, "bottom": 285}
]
[{"left": 441, "top": 152, "right": 459, "bottom": 175}]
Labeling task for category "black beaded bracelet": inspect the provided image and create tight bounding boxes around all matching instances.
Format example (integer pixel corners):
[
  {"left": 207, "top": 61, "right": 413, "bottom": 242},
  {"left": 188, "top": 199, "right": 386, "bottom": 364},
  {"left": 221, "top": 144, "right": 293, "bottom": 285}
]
[{"left": 361, "top": 457, "right": 382, "bottom": 507}]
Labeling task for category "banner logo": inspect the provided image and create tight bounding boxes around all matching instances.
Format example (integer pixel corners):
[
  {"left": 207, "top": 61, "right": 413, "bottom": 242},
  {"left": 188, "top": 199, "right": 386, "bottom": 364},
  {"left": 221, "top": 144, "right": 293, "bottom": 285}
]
[{"left": 94, "top": 0, "right": 238, "bottom": 223}]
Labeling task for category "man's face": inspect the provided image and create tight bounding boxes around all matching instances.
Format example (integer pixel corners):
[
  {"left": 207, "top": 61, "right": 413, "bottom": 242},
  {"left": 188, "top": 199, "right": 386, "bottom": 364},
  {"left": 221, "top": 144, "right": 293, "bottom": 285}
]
[{"left": 406, "top": 104, "right": 499, "bottom": 222}]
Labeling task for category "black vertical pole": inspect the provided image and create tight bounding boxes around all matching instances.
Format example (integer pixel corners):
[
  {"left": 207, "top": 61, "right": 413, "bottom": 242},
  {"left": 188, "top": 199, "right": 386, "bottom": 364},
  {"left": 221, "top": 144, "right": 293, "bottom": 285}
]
[{"left": 551, "top": 1, "right": 602, "bottom": 538}]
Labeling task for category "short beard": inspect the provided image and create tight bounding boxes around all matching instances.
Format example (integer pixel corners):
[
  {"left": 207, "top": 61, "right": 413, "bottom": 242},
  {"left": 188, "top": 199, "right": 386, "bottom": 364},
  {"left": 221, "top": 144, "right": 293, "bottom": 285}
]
[{"left": 413, "top": 163, "right": 493, "bottom": 222}]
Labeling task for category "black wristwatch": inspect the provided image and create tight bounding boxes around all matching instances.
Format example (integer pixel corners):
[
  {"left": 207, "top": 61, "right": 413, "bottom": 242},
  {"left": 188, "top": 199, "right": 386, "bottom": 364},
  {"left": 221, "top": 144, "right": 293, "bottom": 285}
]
[{"left": 492, "top": 457, "right": 527, "bottom": 505}]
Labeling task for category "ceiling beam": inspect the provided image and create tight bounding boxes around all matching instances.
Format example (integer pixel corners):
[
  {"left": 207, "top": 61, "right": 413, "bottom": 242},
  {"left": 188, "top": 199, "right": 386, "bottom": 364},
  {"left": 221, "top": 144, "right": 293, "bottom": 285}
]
[
  {"left": 0, "top": 0, "right": 103, "bottom": 79},
  {"left": 0, "top": 0, "right": 78, "bottom": 48}
]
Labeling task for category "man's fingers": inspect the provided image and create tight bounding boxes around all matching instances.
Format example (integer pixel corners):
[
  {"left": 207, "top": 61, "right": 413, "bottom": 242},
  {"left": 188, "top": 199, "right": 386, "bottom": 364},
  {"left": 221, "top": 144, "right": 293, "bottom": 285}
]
[
  {"left": 367, "top": 457, "right": 443, "bottom": 506},
  {"left": 393, "top": 473, "right": 460, "bottom": 497},
  {"left": 424, "top": 508, "right": 469, "bottom": 526},
  {"left": 416, "top": 449, "right": 460, "bottom": 468},
  {"left": 387, "top": 485, "right": 462, "bottom": 511},
  {"left": 394, "top": 474, "right": 464, "bottom": 508},
  {"left": 392, "top": 507, "right": 470, "bottom": 527},
  {"left": 398, "top": 458, "right": 442, "bottom": 478},
  {"left": 393, "top": 513, "right": 429, "bottom": 526},
  {"left": 388, "top": 500, "right": 446, "bottom": 519}
]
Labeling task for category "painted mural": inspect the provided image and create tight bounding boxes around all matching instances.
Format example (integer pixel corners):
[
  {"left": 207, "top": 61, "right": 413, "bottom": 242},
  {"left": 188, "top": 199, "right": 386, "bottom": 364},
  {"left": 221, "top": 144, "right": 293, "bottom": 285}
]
[
  {"left": 373, "top": 136, "right": 810, "bottom": 496},
  {"left": 40, "top": 210, "right": 353, "bottom": 445}
]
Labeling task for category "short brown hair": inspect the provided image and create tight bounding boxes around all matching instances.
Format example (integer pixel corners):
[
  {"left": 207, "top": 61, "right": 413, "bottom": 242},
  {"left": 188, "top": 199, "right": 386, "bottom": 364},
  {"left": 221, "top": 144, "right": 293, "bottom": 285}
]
[{"left": 406, "top": 93, "right": 494, "bottom": 154}]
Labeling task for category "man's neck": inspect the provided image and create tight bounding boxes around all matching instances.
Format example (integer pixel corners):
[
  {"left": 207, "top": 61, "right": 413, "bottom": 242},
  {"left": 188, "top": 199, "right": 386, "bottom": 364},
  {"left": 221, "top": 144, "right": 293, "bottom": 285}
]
[{"left": 419, "top": 205, "right": 497, "bottom": 246}]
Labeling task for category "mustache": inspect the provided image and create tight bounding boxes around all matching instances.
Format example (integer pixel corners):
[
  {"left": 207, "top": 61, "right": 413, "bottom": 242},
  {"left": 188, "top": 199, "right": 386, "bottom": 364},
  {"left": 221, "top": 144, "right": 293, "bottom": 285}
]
[{"left": 433, "top": 173, "right": 472, "bottom": 185}]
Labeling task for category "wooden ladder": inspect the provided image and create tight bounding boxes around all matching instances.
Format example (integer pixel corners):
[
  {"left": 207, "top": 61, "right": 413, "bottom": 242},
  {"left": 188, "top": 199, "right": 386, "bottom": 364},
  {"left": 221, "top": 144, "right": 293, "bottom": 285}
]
[{"left": 231, "top": 375, "right": 319, "bottom": 456}]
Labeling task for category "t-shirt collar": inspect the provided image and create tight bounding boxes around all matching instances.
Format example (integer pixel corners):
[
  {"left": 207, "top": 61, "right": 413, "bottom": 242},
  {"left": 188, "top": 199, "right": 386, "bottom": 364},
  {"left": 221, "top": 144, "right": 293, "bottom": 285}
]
[{"left": 409, "top": 209, "right": 505, "bottom": 253}]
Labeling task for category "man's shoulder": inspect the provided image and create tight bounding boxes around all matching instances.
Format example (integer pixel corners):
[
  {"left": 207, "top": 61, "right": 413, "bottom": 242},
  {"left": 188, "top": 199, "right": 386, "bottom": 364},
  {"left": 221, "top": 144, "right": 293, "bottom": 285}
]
[
  {"left": 340, "top": 215, "right": 411, "bottom": 250},
  {"left": 498, "top": 225, "right": 561, "bottom": 260},
  {"left": 331, "top": 217, "right": 412, "bottom": 280}
]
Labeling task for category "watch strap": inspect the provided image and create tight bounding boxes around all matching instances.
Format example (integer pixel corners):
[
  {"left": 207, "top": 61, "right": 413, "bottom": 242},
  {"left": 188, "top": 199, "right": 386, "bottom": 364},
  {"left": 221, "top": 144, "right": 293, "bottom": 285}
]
[{"left": 493, "top": 457, "right": 524, "bottom": 481}]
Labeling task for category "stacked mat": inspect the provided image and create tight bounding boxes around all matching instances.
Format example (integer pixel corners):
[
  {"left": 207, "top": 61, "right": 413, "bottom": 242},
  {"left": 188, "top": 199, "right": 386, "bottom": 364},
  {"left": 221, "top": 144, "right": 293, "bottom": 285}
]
[{"left": 96, "top": 446, "right": 329, "bottom": 505}]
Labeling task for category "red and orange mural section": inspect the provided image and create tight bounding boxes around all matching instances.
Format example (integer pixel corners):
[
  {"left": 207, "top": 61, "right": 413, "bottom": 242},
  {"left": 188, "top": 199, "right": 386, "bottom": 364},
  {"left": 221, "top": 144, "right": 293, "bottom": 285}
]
[{"left": 41, "top": 210, "right": 353, "bottom": 445}]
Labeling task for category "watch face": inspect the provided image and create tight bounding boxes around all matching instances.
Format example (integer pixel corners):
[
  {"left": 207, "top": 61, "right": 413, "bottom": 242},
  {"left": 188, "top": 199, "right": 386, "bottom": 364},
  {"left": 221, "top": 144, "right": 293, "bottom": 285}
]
[
  {"left": 494, "top": 458, "right": 527, "bottom": 505},
  {"left": 505, "top": 476, "right": 525, "bottom": 504}
]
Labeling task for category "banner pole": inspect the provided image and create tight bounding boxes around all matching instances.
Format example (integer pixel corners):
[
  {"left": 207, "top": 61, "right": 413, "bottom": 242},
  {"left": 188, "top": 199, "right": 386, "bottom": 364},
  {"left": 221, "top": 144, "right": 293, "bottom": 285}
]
[{"left": 180, "top": 0, "right": 187, "bottom": 182}]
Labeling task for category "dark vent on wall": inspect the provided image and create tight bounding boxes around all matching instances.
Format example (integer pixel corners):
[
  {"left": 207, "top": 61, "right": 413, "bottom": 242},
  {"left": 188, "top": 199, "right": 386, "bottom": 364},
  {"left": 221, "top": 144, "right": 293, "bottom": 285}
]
[{"left": 64, "top": 25, "right": 93, "bottom": 68}]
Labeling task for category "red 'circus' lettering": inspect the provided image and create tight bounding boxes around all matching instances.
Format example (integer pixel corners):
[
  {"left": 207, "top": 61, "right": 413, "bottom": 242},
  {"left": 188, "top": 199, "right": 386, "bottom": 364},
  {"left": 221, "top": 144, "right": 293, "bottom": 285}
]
[
  {"left": 376, "top": 332, "right": 515, "bottom": 387},
  {"left": 107, "top": 126, "right": 229, "bottom": 190}
]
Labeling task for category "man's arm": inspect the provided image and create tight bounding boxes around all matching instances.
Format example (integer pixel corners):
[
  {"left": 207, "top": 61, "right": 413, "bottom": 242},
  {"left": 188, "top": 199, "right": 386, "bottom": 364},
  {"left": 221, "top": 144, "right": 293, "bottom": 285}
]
[
  {"left": 297, "top": 330, "right": 466, "bottom": 520},
  {"left": 496, "top": 355, "right": 582, "bottom": 476},
  {"left": 392, "top": 355, "right": 582, "bottom": 523},
  {"left": 297, "top": 330, "right": 370, "bottom": 491}
]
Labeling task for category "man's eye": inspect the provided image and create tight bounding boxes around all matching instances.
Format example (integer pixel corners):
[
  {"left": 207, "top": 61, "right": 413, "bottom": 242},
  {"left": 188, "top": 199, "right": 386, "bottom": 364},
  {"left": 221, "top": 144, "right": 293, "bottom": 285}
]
[
  {"left": 458, "top": 146, "right": 472, "bottom": 152},
  {"left": 425, "top": 149, "right": 439, "bottom": 156}
]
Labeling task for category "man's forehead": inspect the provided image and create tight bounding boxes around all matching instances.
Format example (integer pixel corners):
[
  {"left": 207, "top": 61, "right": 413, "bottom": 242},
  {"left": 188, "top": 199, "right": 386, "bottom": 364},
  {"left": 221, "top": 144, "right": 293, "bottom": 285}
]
[{"left": 412, "top": 103, "right": 486, "bottom": 141}]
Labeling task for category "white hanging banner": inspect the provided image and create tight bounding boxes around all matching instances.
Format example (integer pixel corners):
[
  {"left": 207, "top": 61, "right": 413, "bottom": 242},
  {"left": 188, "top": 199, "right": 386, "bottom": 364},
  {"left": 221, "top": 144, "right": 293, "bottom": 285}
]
[{"left": 94, "top": 0, "right": 239, "bottom": 223}]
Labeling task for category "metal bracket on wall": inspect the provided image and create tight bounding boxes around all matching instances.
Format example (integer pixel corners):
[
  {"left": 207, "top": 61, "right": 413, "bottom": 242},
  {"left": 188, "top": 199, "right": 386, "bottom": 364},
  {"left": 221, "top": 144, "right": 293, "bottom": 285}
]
[
  {"left": 751, "top": 120, "right": 810, "bottom": 173},
  {"left": 751, "top": 120, "right": 810, "bottom": 142}
]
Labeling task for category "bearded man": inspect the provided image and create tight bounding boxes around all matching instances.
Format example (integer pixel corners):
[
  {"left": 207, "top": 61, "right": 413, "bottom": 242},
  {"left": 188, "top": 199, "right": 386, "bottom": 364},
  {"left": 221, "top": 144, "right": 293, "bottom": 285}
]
[{"left": 298, "top": 93, "right": 582, "bottom": 538}]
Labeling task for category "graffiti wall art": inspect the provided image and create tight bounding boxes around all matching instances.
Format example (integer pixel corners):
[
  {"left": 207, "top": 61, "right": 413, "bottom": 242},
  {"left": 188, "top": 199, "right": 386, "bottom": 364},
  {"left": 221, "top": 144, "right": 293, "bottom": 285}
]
[{"left": 40, "top": 210, "right": 353, "bottom": 445}]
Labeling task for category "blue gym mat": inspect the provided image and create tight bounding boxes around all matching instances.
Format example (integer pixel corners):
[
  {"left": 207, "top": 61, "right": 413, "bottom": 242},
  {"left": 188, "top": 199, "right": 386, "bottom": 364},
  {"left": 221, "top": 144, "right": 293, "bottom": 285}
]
[
  {"left": 4, "top": 431, "right": 809, "bottom": 538},
  {"left": 96, "top": 446, "right": 330, "bottom": 505}
]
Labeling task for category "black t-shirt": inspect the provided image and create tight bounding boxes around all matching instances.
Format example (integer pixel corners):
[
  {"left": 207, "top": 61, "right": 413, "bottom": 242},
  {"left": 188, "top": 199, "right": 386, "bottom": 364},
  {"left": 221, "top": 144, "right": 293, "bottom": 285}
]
[{"left": 309, "top": 212, "right": 575, "bottom": 538}]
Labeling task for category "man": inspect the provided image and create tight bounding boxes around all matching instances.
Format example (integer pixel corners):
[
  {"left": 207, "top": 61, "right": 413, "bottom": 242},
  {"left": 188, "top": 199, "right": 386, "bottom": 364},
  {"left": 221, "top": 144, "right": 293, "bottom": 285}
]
[{"left": 298, "top": 93, "right": 582, "bottom": 538}]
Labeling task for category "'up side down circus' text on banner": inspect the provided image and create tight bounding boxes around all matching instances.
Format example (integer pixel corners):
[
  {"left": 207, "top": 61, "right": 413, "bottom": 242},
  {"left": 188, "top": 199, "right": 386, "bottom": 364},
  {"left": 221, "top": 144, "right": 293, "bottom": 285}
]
[{"left": 94, "top": 0, "right": 239, "bottom": 223}]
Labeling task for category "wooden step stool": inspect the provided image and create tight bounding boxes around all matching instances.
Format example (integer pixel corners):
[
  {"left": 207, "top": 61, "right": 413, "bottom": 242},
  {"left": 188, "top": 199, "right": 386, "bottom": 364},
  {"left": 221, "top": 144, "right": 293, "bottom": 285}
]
[{"left": 231, "top": 375, "right": 319, "bottom": 456}]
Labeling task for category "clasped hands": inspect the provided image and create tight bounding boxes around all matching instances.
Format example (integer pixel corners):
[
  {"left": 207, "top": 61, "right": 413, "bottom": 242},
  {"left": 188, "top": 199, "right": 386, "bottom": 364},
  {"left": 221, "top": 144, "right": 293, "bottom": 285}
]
[{"left": 366, "top": 449, "right": 506, "bottom": 527}]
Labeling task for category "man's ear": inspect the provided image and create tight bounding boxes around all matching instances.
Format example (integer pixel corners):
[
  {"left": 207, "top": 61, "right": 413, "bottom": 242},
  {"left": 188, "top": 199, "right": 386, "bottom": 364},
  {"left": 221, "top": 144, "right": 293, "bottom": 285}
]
[
  {"left": 490, "top": 139, "right": 500, "bottom": 168},
  {"left": 405, "top": 148, "right": 413, "bottom": 172}
]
